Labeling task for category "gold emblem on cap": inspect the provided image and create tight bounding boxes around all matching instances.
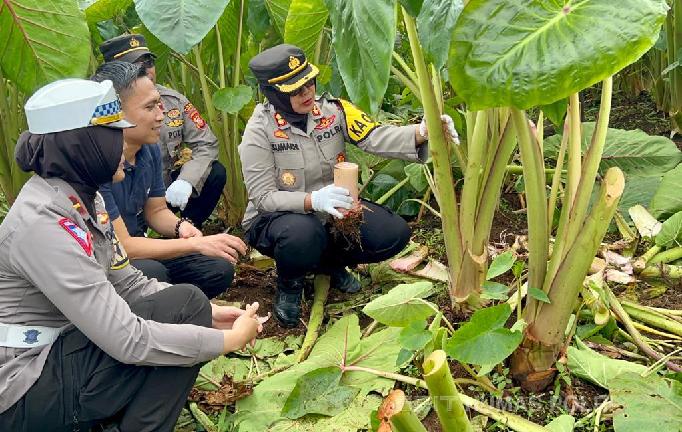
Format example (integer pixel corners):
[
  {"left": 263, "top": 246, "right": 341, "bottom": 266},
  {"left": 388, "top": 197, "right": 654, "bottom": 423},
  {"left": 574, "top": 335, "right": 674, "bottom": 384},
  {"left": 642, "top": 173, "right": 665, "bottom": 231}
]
[
  {"left": 281, "top": 171, "right": 296, "bottom": 186},
  {"left": 288, "top": 56, "right": 301, "bottom": 70},
  {"left": 130, "top": 37, "right": 140, "bottom": 48}
]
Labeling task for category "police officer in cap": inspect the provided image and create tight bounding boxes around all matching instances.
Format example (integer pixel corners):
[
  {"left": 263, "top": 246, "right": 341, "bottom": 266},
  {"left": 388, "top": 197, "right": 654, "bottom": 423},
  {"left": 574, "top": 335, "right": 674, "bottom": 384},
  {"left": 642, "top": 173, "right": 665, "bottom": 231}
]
[
  {"left": 0, "top": 78, "right": 263, "bottom": 431},
  {"left": 99, "top": 34, "right": 226, "bottom": 228},
  {"left": 240, "top": 44, "right": 458, "bottom": 327}
]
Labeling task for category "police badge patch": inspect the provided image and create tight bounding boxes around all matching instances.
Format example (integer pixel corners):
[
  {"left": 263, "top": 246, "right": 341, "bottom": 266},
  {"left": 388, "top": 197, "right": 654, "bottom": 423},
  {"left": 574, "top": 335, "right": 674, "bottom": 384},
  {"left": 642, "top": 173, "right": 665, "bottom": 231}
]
[
  {"left": 280, "top": 171, "right": 296, "bottom": 186},
  {"left": 167, "top": 108, "right": 181, "bottom": 119},
  {"left": 58, "top": 218, "right": 93, "bottom": 256},
  {"left": 274, "top": 129, "right": 289, "bottom": 140}
]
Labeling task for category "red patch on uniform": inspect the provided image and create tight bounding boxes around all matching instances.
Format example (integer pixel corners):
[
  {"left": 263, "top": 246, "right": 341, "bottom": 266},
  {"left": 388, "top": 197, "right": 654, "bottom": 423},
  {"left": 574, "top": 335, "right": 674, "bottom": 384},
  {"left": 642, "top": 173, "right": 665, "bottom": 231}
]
[
  {"left": 311, "top": 104, "right": 321, "bottom": 117},
  {"left": 68, "top": 195, "right": 87, "bottom": 216},
  {"left": 58, "top": 218, "right": 93, "bottom": 256},
  {"left": 274, "top": 129, "right": 289, "bottom": 139},
  {"left": 336, "top": 152, "right": 346, "bottom": 163},
  {"left": 273, "top": 112, "right": 288, "bottom": 127},
  {"left": 184, "top": 103, "right": 206, "bottom": 129},
  {"left": 315, "top": 115, "right": 336, "bottom": 130}
]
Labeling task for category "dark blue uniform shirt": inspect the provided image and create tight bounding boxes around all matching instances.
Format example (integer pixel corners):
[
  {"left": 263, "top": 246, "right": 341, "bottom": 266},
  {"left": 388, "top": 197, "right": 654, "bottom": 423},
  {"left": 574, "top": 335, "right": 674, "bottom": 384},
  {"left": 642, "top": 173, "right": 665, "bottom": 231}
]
[{"left": 100, "top": 144, "right": 166, "bottom": 237}]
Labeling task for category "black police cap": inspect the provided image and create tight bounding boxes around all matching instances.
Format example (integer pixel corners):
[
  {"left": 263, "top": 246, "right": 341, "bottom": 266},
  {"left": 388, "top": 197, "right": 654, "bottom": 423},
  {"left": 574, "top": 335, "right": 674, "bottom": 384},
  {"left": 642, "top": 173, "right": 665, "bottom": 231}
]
[
  {"left": 99, "top": 34, "right": 155, "bottom": 63},
  {"left": 249, "top": 44, "right": 319, "bottom": 94}
]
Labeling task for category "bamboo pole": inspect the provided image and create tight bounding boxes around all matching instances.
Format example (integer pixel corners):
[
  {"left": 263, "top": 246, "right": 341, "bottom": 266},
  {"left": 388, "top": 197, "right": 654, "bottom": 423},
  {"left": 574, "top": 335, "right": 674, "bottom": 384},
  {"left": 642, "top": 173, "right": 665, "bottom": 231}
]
[
  {"left": 423, "top": 350, "right": 473, "bottom": 432},
  {"left": 334, "top": 162, "right": 359, "bottom": 201}
]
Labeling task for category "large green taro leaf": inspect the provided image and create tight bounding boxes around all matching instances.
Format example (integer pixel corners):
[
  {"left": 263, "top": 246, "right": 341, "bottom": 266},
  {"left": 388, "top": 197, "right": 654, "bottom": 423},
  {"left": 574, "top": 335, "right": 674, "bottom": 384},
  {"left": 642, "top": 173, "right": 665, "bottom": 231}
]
[
  {"left": 449, "top": 0, "right": 668, "bottom": 110},
  {"left": 324, "top": 0, "right": 395, "bottom": 114},
  {"left": 544, "top": 123, "right": 682, "bottom": 177},
  {"left": 610, "top": 373, "right": 682, "bottom": 432},
  {"left": 84, "top": 0, "right": 133, "bottom": 24},
  {"left": 650, "top": 164, "right": 682, "bottom": 219},
  {"left": 234, "top": 315, "right": 402, "bottom": 431},
  {"left": 265, "top": 0, "right": 291, "bottom": 38},
  {"left": 0, "top": 0, "right": 91, "bottom": 94},
  {"left": 134, "top": 0, "right": 230, "bottom": 54},
  {"left": 416, "top": 0, "right": 463, "bottom": 70},
  {"left": 284, "top": 0, "right": 328, "bottom": 61}
]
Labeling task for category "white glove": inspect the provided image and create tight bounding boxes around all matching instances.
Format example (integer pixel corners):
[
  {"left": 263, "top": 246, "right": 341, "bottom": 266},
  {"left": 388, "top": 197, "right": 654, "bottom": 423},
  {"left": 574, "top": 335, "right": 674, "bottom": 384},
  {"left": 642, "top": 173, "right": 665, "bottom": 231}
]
[
  {"left": 311, "top": 184, "right": 353, "bottom": 219},
  {"left": 165, "top": 179, "right": 193, "bottom": 210},
  {"left": 419, "top": 114, "right": 460, "bottom": 145}
]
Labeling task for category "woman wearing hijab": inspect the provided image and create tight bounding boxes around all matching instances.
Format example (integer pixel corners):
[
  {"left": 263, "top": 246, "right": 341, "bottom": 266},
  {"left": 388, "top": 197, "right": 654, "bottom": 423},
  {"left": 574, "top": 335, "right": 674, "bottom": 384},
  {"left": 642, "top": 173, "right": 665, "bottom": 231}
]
[
  {"left": 0, "top": 79, "right": 262, "bottom": 432},
  {"left": 239, "top": 44, "right": 458, "bottom": 327}
]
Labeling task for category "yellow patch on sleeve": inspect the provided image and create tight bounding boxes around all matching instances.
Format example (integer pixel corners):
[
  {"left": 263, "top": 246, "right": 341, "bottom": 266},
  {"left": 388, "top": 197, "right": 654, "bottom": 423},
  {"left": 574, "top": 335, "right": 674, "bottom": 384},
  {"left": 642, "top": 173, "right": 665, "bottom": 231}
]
[
  {"left": 110, "top": 233, "right": 130, "bottom": 270},
  {"left": 338, "top": 99, "right": 378, "bottom": 144}
]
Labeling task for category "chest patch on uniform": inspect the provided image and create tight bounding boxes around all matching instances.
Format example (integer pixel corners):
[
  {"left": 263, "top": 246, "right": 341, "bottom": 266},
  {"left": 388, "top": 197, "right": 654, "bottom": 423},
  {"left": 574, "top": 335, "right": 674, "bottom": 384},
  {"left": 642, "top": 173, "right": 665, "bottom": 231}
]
[
  {"left": 280, "top": 171, "right": 297, "bottom": 186},
  {"left": 274, "top": 112, "right": 288, "bottom": 127},
  {"left": 274, "top": 129, "right": 289, "bottom": 140},
  {"left": 68, "top": 195, "right": 87, "bottom": 216},
  {"left": 272, "top": 142, "right": 299, "bottom": 152},
  {"left": 97, "top": 211, "right": 110, "bottom": 225},
  {"left": 166, "top": 119, "right": 184, "bottom": 128},
  {"left": 315, "top": 115, "right": 336, "bottom": 130},
  {"left": 184, "top": 103, "right": 206, "bottom": 129},
  {"left": 338, "top": 99, "right": 378, "bottom": 144},
  {"left": 111, "top": 232, "right": 130, "bottom": 270},
  {"left": 167, "top": 108, "right": 181, "bottom": 119},
  {"left": 311, "top": 104, "right": 321, "bottom": 117},
  {"left": 58, "top": 218, "right": 93, "bottom": 256}
]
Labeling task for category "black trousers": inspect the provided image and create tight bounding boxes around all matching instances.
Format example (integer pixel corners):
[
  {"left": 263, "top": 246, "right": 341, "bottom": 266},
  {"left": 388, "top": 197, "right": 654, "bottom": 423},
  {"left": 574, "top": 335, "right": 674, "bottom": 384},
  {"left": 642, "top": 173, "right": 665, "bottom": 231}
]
[
  {"left": 0, "top": 284, "right": 212, "bottom": 432},
  {"left": 245, "top": 200, "right": 411, "bottom": 284},
  {"left": 132, "top": 253, "right": 234, "bottom": 299},
  {"left": 169, "top": 160, "right": 226, "bottom": 227}
]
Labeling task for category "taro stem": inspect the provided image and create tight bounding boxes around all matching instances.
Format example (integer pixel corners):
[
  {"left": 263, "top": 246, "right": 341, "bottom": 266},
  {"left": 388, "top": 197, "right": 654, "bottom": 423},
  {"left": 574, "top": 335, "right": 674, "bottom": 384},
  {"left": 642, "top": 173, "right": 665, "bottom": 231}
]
[
  {"left": 511, "top": 167, "right": 625, "bottom": 391},
  {"left": 423, "top": 350, "right": 473, "bottom": 432},
  {"left": 404, "top": 10, "right": 463, "bottom": 305},
  {"left": 377, "top": 389, "right": 428, "bottom": 432}
]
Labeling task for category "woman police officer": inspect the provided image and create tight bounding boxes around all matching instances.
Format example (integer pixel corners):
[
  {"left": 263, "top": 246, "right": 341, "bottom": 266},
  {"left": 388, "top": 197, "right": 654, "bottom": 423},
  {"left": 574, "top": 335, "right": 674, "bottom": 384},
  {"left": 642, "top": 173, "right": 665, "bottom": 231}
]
[
  {"left": 0, "top": 78, "right": 262, "bottom": 431},
  {"left": 240, "top": 44, "right": 457, "bottom": 327}
]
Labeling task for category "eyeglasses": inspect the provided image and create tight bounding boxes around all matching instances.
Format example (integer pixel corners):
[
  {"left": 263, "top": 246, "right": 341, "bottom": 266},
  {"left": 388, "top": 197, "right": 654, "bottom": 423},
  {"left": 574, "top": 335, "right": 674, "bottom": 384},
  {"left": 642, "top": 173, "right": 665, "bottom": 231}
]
[
  {"left": 135, "top": 55, "right": 155, "bottom": 69},
  {"left": 289, "top": 79, "right": 315, "bottom": 97}
]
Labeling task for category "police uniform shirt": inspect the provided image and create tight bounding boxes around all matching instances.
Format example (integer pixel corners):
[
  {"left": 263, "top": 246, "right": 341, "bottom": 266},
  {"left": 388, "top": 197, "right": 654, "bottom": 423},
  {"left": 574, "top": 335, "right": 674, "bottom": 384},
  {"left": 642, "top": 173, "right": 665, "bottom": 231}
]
[
  {"left": 238, "top": 94, "right": 428, "bottom": 230},
  {"left": 99, "top": 144, "right": 166, "bottom": 237},
  {"left": 0, "top": 176, "right": 224, "bottom": 413},
  {"left": 158, "top": 84, "right": 219, "bottom": 193}
]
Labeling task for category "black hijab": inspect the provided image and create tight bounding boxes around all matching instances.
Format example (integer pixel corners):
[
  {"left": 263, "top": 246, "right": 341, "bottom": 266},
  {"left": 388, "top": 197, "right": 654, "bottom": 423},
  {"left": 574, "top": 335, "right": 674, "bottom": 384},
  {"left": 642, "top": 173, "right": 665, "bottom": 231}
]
[
  {"left": 15, "top": 126, "right": 123, "bottom": 217},
  {"left": 260, "top": 79, "right": 316, "bottom": 131}
]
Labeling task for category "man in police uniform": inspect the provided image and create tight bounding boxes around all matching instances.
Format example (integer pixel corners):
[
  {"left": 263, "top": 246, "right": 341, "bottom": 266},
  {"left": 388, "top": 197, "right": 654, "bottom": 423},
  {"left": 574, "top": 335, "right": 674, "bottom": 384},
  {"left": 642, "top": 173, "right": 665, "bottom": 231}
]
[
  {"left": 99, "top": 34, "right": 226, "bottom": 228},
  {"left": 240, "top": 44, "right": 458, "bottom": 327},
  {"left": 0, "top": 78, "right": 262, "bottom": 430}
]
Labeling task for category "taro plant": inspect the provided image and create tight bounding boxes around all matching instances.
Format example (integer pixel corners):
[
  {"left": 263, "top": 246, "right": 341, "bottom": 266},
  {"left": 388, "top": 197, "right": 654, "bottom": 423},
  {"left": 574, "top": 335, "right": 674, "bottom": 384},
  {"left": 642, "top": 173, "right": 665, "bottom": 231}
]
[
  {"left": 0, "top": 0, "right": 92, "bottom": 202},
  {"left": 449, "top": 0, "right": 668, "bottom": 390},
  {"left": 323, "top": 0, "right": 521, "bottom": 308}
]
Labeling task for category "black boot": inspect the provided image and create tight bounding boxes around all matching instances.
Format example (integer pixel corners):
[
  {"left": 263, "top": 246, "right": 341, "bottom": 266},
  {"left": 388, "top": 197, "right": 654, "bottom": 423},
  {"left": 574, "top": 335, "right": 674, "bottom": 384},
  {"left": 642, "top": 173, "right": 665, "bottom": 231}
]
[
  {"left": 274, "top": 277, "right": 305, "bottom": 328},
  {"left": 329, "top": 267, "right": 361, "bottom": 293}
]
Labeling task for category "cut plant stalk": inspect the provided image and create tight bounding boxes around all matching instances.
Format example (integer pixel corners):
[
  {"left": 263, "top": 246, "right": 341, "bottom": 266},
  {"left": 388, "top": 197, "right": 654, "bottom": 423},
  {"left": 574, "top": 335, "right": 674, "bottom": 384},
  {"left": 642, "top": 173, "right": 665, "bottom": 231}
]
[
  {"left": 423, "top": 350, "right": 473, "bottom": 432},
  {"left": 605, "top": 285, "right": 682, "bottom": 372},
  {"left": 621, "top": 301, "right": 682, "bottom": 337},
  {"left": 295, "top": 275, "right": 330, "bottom": 363},
  {"left": 377, "top": 390, "right": 428, "bottom": 432}
]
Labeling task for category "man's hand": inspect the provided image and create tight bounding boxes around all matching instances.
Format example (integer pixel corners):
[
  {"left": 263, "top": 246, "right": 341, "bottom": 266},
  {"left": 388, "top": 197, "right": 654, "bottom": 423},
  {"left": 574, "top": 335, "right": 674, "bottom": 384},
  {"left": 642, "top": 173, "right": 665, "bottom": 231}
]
[
  {"left": 192, "top": 233, "right": 247, "bottom": 263},
  {"left": 166, "top": 179, "right": 193, "bottom": 210},
  {"left": 178, "top": 221, "right": 202, "bottom": 238}
]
